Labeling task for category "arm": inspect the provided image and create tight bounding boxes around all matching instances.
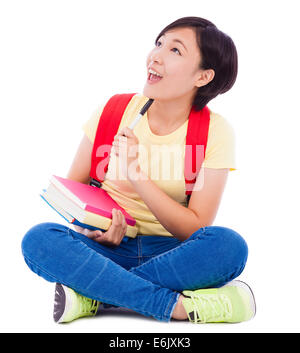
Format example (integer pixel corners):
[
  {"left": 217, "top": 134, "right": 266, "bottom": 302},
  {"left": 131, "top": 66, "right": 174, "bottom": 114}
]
[
  {"left": 66, "top": 133, "right": 93, "bottom": 185},
  {"left": 128, "top": 167, "right": 229, "bottom": 242},
  {"left": 66, "top": 133, "right": 127, "bottom": 246},
  {"left": 65, "top": 134, "right": 92, "bottom": 233}
]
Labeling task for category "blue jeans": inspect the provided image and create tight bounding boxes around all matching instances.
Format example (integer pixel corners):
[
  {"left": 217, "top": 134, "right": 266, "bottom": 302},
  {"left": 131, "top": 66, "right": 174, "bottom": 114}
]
[{"left": 21, "top": 222, "right": 248, "bottom": 322}]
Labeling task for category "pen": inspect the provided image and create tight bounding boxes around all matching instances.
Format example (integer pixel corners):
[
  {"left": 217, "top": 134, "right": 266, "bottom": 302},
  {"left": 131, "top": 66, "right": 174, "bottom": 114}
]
[{"left": 128, "top": 98, "right": 154, "bottom": 130}]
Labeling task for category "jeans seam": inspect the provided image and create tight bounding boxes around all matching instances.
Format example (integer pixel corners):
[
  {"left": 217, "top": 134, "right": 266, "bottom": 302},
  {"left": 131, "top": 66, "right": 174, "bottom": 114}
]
[
  {"left": 137, "top": 236, "right": 142, "bottom": 266},
  {"left": 23, "top": 249, "right": 169, "bottom": 322},
  {"left": 163, "top": 291, "right": 179, "bottom": 322},
  {"left": 23, "top": 255, "right": 58, "bottom": 283},
  {"left": 131, "top": 235, "right": 201, "bottom": 272},
  {"left": 74, "top": 284, "right": 169, "bottom": 322}
]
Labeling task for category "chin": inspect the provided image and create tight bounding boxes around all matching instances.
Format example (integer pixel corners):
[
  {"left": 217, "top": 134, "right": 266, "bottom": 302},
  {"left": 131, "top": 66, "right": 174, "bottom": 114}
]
[{"left": 142, "top": 85, "right": 159, "bottom": 100}]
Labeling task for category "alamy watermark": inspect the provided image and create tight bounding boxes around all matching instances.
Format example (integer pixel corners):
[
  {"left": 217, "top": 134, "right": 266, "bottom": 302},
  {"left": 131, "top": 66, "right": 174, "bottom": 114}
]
[{"left": 94, "top": 143, "right": 205, "bottom": 191}]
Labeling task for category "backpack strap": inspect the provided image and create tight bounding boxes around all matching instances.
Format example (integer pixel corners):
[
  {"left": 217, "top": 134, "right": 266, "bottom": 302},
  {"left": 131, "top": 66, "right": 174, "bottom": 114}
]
[
  {"left": 90, "top": 93, "right": 137, "bottom": 187},
  {"left": 90, "top": 93, "right": 210, "bottom": 196},
  {"left": 184, "top": 105, "right": 210, "bottom": 195}
]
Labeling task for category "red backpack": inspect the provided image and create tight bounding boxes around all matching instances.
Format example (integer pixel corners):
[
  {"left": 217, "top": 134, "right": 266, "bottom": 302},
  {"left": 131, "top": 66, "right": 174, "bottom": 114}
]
[{"left": 89, "top": 93, "right": 210, "bottom": 197}]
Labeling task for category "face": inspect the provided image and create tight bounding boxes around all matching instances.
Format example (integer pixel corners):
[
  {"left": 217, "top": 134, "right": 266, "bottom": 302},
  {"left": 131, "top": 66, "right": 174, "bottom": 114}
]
[{"left": 143, "top": 27, "right": 205, "bottom": 102}]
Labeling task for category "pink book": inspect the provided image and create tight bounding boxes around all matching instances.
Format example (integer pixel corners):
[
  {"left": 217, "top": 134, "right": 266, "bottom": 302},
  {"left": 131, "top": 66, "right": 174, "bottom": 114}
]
[{"left": 50, "top": 175, "right": 136, "bottom": 226}]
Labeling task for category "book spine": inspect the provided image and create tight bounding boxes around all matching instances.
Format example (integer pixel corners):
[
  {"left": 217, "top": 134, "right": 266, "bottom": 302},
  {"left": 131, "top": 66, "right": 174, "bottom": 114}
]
[{"left": 72, "top": 218, "right": 106, "bottom": 232}]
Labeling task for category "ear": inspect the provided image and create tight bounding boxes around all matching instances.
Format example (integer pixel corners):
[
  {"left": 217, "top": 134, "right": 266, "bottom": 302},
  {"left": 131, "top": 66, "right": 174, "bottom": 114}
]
[{"left": 195, "top": 69, "right": 215, "bottom": 88}]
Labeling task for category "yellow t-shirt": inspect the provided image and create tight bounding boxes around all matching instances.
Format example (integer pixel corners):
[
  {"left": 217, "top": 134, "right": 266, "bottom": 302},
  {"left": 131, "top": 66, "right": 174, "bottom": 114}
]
[{"left": 82, "top": 93, "right": 236, "bottom": 237}]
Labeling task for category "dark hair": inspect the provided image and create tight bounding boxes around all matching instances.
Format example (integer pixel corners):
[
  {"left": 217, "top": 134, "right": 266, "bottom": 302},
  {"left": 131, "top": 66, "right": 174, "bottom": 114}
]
[{"left": 155, "top": 16, "right": 238, "bottom": 111}]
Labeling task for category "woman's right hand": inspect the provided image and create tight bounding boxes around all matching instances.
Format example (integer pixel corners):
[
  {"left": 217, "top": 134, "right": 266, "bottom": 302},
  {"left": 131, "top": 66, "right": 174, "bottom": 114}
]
[{"left": 73, "top": 208, "right": 128, "bottom": 247}]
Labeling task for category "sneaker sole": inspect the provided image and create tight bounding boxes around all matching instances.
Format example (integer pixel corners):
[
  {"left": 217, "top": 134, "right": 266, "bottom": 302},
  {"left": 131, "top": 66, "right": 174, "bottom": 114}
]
[
  {"left": 225, "top": 280, "right": 256, "bottom": 319},
  {"left": 53, "top": 283, "right": 73, "bottom": 323}
]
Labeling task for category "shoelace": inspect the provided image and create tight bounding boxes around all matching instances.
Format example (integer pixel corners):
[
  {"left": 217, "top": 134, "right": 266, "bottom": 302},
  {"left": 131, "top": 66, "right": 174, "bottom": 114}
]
[
  {"left": 189, "top": 293, "right": 233, "bottom": 323},
  {"left": 78, "top": 295, "right": 99, "bottom": 315}
]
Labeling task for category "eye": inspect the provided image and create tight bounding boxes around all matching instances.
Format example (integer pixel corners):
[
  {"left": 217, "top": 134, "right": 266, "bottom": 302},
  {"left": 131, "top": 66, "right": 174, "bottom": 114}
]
[
  {"left": 171, "top": 47, "right": 181, "bottom": 55},
  {"left": 155, "top": 40, "right": 181, "bottom": 55}
]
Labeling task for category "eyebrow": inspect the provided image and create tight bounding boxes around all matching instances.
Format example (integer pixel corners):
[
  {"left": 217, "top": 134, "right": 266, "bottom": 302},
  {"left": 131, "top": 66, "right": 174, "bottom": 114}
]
[
  {"left": 160, "top": 34, "right": 188, "bottom": 53},
  {"left": 172, "top": 39, "right": 188, "bottom": 53}
]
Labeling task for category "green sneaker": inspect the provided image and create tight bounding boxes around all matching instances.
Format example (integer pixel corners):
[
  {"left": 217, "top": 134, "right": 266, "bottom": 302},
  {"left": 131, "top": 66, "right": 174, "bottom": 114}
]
[
  {"left": 182, "top": 280, "right": 256, "bottom": 323},
  {"left": 53, "top": 283, "right": 100, "bottom": 323}
]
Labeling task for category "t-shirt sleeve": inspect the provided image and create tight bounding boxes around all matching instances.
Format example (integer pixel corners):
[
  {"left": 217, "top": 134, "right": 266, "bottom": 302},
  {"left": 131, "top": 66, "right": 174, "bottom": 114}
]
[
  {"left": 202, "top": 113, "right": 236, "bottom": 171},
  {"left": 81, "top": 104, "right": 105, "bottom": 144}
]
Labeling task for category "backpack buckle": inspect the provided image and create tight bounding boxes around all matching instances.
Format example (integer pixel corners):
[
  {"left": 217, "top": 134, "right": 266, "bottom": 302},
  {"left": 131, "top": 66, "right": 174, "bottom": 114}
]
[{"left": 89, "top": 178, "right": 102, "bottom": 188}]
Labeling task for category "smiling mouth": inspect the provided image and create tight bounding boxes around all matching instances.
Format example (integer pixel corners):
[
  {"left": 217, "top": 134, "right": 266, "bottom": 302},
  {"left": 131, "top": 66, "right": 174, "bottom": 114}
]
[{"left": 147, "top": 72, "right": 163, "bottom": 83}]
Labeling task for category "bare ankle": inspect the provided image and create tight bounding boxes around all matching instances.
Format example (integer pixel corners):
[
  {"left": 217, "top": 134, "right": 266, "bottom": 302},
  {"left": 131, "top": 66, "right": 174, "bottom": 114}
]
[{"left": 171, "top": 294, "right": 188, "bottom": 320}]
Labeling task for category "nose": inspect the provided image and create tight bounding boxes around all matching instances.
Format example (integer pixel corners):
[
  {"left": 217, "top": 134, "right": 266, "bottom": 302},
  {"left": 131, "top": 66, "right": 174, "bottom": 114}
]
[
  {"left": 150, "top": 55, "right": 162, "bottom": 66},
  {"left": 149, "top": 49, "right": 163, "bottom": 66}
]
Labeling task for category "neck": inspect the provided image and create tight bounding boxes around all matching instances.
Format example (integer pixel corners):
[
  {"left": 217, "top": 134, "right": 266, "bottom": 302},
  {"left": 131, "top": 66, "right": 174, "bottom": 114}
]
[{"left": 147, "top": 95, "right": 194, "bottom": 127}]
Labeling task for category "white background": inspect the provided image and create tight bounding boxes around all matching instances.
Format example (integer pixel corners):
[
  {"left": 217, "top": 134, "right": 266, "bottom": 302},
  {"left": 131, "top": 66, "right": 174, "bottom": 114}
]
[{"left": 1, "top": 0, "right": 299, "bottom": 333}]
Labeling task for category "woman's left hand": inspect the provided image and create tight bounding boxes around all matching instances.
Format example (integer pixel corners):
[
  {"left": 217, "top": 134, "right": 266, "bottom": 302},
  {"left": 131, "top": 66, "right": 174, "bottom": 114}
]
[{"left": 112, "top": 126, "right": 141, "bottom": 180}]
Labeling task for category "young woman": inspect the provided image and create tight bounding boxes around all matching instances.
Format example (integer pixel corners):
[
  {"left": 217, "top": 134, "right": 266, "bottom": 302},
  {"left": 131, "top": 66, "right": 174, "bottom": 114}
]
[{"left": 21, "top": 16, "right": 256, "bottom": 324}]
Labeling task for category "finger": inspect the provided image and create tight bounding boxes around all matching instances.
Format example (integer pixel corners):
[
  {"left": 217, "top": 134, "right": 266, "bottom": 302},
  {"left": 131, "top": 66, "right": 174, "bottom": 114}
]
[
  {"left": 116, "top": 135, "right": 128, "bottom": 143},
  {"left": 115, "top": 131, "right": 125, "bottom": 139},
  {"left": 121, "top": 215, "right": 127, "bottom": 234},
  {"left": 73, "top": 225, "right": 85, "bottom": 233},
  {"left": 111, "top": 145, "right": 119, "bottom": 156},
  {"left": 116, "top": 210, "right": 124, "bottom": 226},
  {"left": 119, "top": 127, "right": 127, "bottom": 136},
  {"left": 85, "top": 229, "right": 103, "bottom": 240},
  {"left": 116, "top": 209, "right": 125, "bottom": 225},
  {"left": 115, "top": 210, "right": 127, "bottom": 234},
  {"left": 112, "top": 139, "right": 123, "bottom": 146},
  {"left": 112, "top": 209, "right": 122, "bottom": 227},
  {"left": 85, "top": 230, "right": 97, "bottom": 239},
  {"left": 116, "top": 129, "right": 124, "bottom": 136},
  {"left": 122, "top": 127, "right": 132, "bottom": 136},
  {"left": 118, "top": 210, "right": 125, "bottom": 226},
  {"left": 116, "top": 210, "right": 125, "bottom": 231}
]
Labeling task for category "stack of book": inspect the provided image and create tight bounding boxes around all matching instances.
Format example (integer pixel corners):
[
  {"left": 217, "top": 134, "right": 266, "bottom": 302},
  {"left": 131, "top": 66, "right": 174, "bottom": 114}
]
[{"left": 40, "top": 175, "right": 138, "bottom": 238}]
